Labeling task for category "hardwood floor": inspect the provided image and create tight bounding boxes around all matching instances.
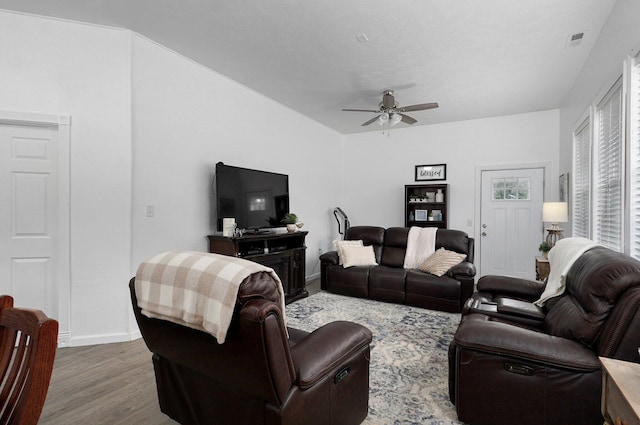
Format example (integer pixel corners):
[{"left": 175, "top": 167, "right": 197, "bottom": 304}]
[
  {"left": 39, "top": 277, "right": 321, "bottom": 424},
  {"left": 40, "top": 339, "right": 177, "bottom": 424}
]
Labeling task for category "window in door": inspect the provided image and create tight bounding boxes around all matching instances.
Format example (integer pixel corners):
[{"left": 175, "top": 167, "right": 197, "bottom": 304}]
[{"left": 491, "top": 177, "right": 531, "bottom": 200}]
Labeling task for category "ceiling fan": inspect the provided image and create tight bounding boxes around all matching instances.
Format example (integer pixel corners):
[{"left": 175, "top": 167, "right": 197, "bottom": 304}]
[{"left": 342, "top": 90, "right": 439, "bottom": 127}]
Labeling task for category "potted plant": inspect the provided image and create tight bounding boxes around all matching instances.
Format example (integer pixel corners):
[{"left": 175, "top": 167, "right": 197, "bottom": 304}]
[
  {"left": 538, "top": 241, "right": 552, "bottom": 258},
  {"left": 282, "top": 213, "right": 298, "bottom": 233}
]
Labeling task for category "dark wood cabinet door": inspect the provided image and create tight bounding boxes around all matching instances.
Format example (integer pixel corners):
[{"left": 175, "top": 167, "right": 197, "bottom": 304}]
[{"left": 208, "top": 232, "right": 308, "bottom": 303}]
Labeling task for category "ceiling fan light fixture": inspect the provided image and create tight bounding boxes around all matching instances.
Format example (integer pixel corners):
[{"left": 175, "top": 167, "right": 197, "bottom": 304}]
[{"left": 342, "top": 90, "right": 439, "bottom": 129}]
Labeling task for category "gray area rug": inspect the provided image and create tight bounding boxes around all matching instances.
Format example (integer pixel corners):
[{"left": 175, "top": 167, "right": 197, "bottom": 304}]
[{"left": 285, "top": 291, "right": 464, "bottom": 425}]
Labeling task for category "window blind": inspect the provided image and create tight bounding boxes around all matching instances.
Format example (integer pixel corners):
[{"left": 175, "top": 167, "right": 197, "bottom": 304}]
[
  {"left": 593, "top": 79, "right": 624, "bottom": 251},
  {"left": 630, "top": 54, "right": 640, "bottom": 259},
  {"left": 572, "top": 118, "right": 591, "bottom": 238}
]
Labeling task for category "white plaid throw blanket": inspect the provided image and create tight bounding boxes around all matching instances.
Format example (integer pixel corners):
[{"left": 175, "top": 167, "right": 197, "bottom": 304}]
[{"left": 135, "top": 251, "right": 285, "bottom": 343}]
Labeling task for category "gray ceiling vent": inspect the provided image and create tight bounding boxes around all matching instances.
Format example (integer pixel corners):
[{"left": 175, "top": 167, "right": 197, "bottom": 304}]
[{"left": 566, "top": 32, "right": 585, "bottom": 48}]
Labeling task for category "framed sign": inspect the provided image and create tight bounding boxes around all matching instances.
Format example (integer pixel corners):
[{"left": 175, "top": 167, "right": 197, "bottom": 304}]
[{"left": 415, "top": 164, "right": 446, "bottom": 181}]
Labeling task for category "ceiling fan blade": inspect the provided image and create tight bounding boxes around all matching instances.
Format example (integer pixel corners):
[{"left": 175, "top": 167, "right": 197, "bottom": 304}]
[
  {"left": 361, "top": 116, "right": 380, "bottom": 126},
  {"left": 398, "top": 102, "right": 439, "bottom": 112},
  {"left": 400, "top": 113, "right": 417, "bottom": 125},
  {"left": 342, "top": 108, "right": 380, "bottom": 113}
]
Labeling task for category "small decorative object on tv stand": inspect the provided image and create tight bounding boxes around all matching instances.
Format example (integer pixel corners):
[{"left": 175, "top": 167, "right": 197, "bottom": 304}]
[
  {"left": 222, "top": 218, "right": 236, "bottom": 237},
  {"left": 281, "top": 213, "right": 300, "bottom": 233}
]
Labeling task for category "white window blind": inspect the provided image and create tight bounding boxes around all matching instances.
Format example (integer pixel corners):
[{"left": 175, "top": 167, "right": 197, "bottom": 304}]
[
  {"left": 630, "top": 54, "right": 640, "bottom": 259},
  {"left": 593, "top": 79, "right": 624, "bottom": 251},
  {"left": 572, "top": 118, "right": 591, "bottom": 238}
]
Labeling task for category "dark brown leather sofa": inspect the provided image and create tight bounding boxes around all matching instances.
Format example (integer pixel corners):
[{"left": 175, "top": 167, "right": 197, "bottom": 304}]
[
  {"left": 320, "top": 226, "right": 476, "bottom": 313},
  {"left": 130, "top": 273, "right": 373, "bottom": 425},
  {"left": 448, "top": 245, "right": 640, "bottom": 425}
]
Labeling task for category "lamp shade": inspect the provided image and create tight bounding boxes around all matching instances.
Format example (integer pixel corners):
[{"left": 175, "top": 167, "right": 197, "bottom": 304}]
[{"left": 542, "top": 202, "right": 568, "bottom": 223}]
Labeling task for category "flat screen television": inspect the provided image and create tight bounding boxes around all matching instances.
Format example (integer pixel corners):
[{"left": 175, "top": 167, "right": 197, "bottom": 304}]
[{"left": 214, "top": 162, "right": 289, "bottom": 232}]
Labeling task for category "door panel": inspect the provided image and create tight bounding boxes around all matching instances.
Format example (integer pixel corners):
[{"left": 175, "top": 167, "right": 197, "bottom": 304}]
[
  {"left": 480, "top": 168, "right": 544, "bottom": 279},
  {"left": 12, "top": 257, "right": 50, "bottom": 310},
  {"left": 13, "top": 172, "right": 49, "bottom": 235},
  {"left": 0, "top": 124, "right": 57, "bottom": 314}
]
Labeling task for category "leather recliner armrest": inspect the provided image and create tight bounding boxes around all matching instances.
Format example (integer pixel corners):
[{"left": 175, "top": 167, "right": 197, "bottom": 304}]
[
  {"left": 319, "top": 251, "right": 339, "bottom": 266},
  {"left": 290, "top": 321, "right": 372, "bottom": 390},
  {"left": 453, "top": 316, "right": 600, "bottom": 372},
  {"left": 476, "top": 275, "right": 545, "bottom": 301},
  {"left": 449, "top": 261, "right": 476, "bottom": 278}
]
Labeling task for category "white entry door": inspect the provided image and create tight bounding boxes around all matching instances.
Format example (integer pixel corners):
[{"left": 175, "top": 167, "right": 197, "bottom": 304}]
[
  {"left": 480, "top": 168, "right": 544, "bottom": 279},
  {"left": 0, "top": 123, "right": 58, "bottom": 315}
]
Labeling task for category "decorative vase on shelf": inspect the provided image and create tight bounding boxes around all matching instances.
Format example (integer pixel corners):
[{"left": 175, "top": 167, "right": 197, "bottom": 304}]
[
  {"left": 435, "top": 189, "right": 444, "bottom": 203},
  {"left": 409, "top": 211, "right": 414, "bottom": 221}
]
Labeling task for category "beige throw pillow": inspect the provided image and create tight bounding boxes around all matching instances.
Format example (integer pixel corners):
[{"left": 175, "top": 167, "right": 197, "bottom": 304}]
[
  {"left": 418, "top": 247, "right": 466, "bottom": 277},
  {"left": 341, "top": 245, "right": 378, "bottom": 268},
  {"left": 334, "top": 239, "right": 364, "bottom": 265}
]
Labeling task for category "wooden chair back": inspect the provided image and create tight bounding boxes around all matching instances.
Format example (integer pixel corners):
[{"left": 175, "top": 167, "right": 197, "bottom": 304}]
[{"left": 0, "top": 295, "right": 58, "bottom": 425}]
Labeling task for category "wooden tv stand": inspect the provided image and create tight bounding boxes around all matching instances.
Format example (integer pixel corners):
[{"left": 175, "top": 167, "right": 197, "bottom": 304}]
[{"left": 207, "top": 231, "right": 308, "bottom": 304}]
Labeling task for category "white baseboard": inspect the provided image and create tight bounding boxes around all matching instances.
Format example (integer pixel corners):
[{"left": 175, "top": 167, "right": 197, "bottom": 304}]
[
  {"left": 67, "top": 330, "right": 142, "bottom": 347},
  {"left": 57, "top": 331, "right": 71, "bottom": 348}
]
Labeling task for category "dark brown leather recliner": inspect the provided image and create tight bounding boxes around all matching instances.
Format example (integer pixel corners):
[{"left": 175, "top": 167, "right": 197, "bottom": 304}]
[
  {"left": 448, "top": 246, "right": 640, "bottom": 425},
  {"left": 129, "top": 273, "right": 373, "bottom": 425}
]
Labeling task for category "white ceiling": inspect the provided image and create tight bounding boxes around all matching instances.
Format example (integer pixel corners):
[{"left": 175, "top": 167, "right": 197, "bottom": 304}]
[{"left": 0, "top": 0, "right": 617, "bottom": 134}]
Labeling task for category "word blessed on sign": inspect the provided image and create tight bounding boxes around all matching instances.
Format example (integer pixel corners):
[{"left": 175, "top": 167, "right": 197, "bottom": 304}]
[{"left": 415, "top": 164, "right": 446, "bottom": 181}]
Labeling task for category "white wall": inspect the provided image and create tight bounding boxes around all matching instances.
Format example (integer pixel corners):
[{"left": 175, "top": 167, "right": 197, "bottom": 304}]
[
  {"left": 0, "top": 11, "right": 132, "bottom": 345},
  {"left": 0, "top": 10, "right": 343, "bottom": 346},
  {"left": 559, "top": 0, "right": 640, "bottom": 236},
  {"left": 342, "top": 110, "right": 560, "bottom": 241},
  {"left": 130, "top": 36, "right": 344, "bottom": 281},
  {"left": 12, "top": 3, "right": 631, "bottom": 344}
]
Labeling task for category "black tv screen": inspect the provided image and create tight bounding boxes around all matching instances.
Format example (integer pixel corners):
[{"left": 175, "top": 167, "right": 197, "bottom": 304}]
[{"left": 214, "top": 162, "right": 289, "bottom": 231}]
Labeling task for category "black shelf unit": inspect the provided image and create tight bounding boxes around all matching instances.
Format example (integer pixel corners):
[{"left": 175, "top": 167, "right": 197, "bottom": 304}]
[{"left": 404, "top": 184, "right": 448, "bottom": 229}]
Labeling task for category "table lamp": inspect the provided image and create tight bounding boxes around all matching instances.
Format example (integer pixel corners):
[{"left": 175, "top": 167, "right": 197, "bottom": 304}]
[{"left": 543, "top": 202, "right": 568, "bottom": 248}]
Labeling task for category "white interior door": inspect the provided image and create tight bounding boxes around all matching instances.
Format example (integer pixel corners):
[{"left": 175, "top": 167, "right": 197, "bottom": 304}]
[
  {"left": 480, "top": 168, "right": 544, "bottom": 279},
  {"left": 0, "top": 123, "right": 58, "bottom": 315}
]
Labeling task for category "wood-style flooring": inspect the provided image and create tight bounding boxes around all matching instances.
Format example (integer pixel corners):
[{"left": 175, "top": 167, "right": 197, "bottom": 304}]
[
  {"left": 40, "top": 338, "right": 177, "bottom": 425},
  {"left": 39, "top": 278, "right": 321, "bottom": 424}
]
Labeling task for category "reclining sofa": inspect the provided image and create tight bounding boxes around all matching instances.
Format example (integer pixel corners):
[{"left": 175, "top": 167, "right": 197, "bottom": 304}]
[
  {"left": 320, "top": 226, "right": 476, "bottom": 313},
  {"left": 448, "top": 244, "right": 640, "bottom": 425}
]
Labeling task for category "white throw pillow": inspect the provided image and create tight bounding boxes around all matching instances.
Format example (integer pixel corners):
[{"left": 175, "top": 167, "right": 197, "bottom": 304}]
[
  {"left": 334, "top": 239, "right": 364, "bottom": 265},
  {"left": 418, "top": 247, "right": 466, "bottom": 277},
  {"left": 341, "top": 245, "right": 378, "bottom": 268}
]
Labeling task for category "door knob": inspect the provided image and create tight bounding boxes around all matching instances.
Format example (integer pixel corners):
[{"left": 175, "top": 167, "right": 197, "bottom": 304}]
[
  {"left": 482, "top": 224, "right": 487, "bottom": 228},
  {"left": 482, "top": 232, "right": 487, "bottom": 236}
]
